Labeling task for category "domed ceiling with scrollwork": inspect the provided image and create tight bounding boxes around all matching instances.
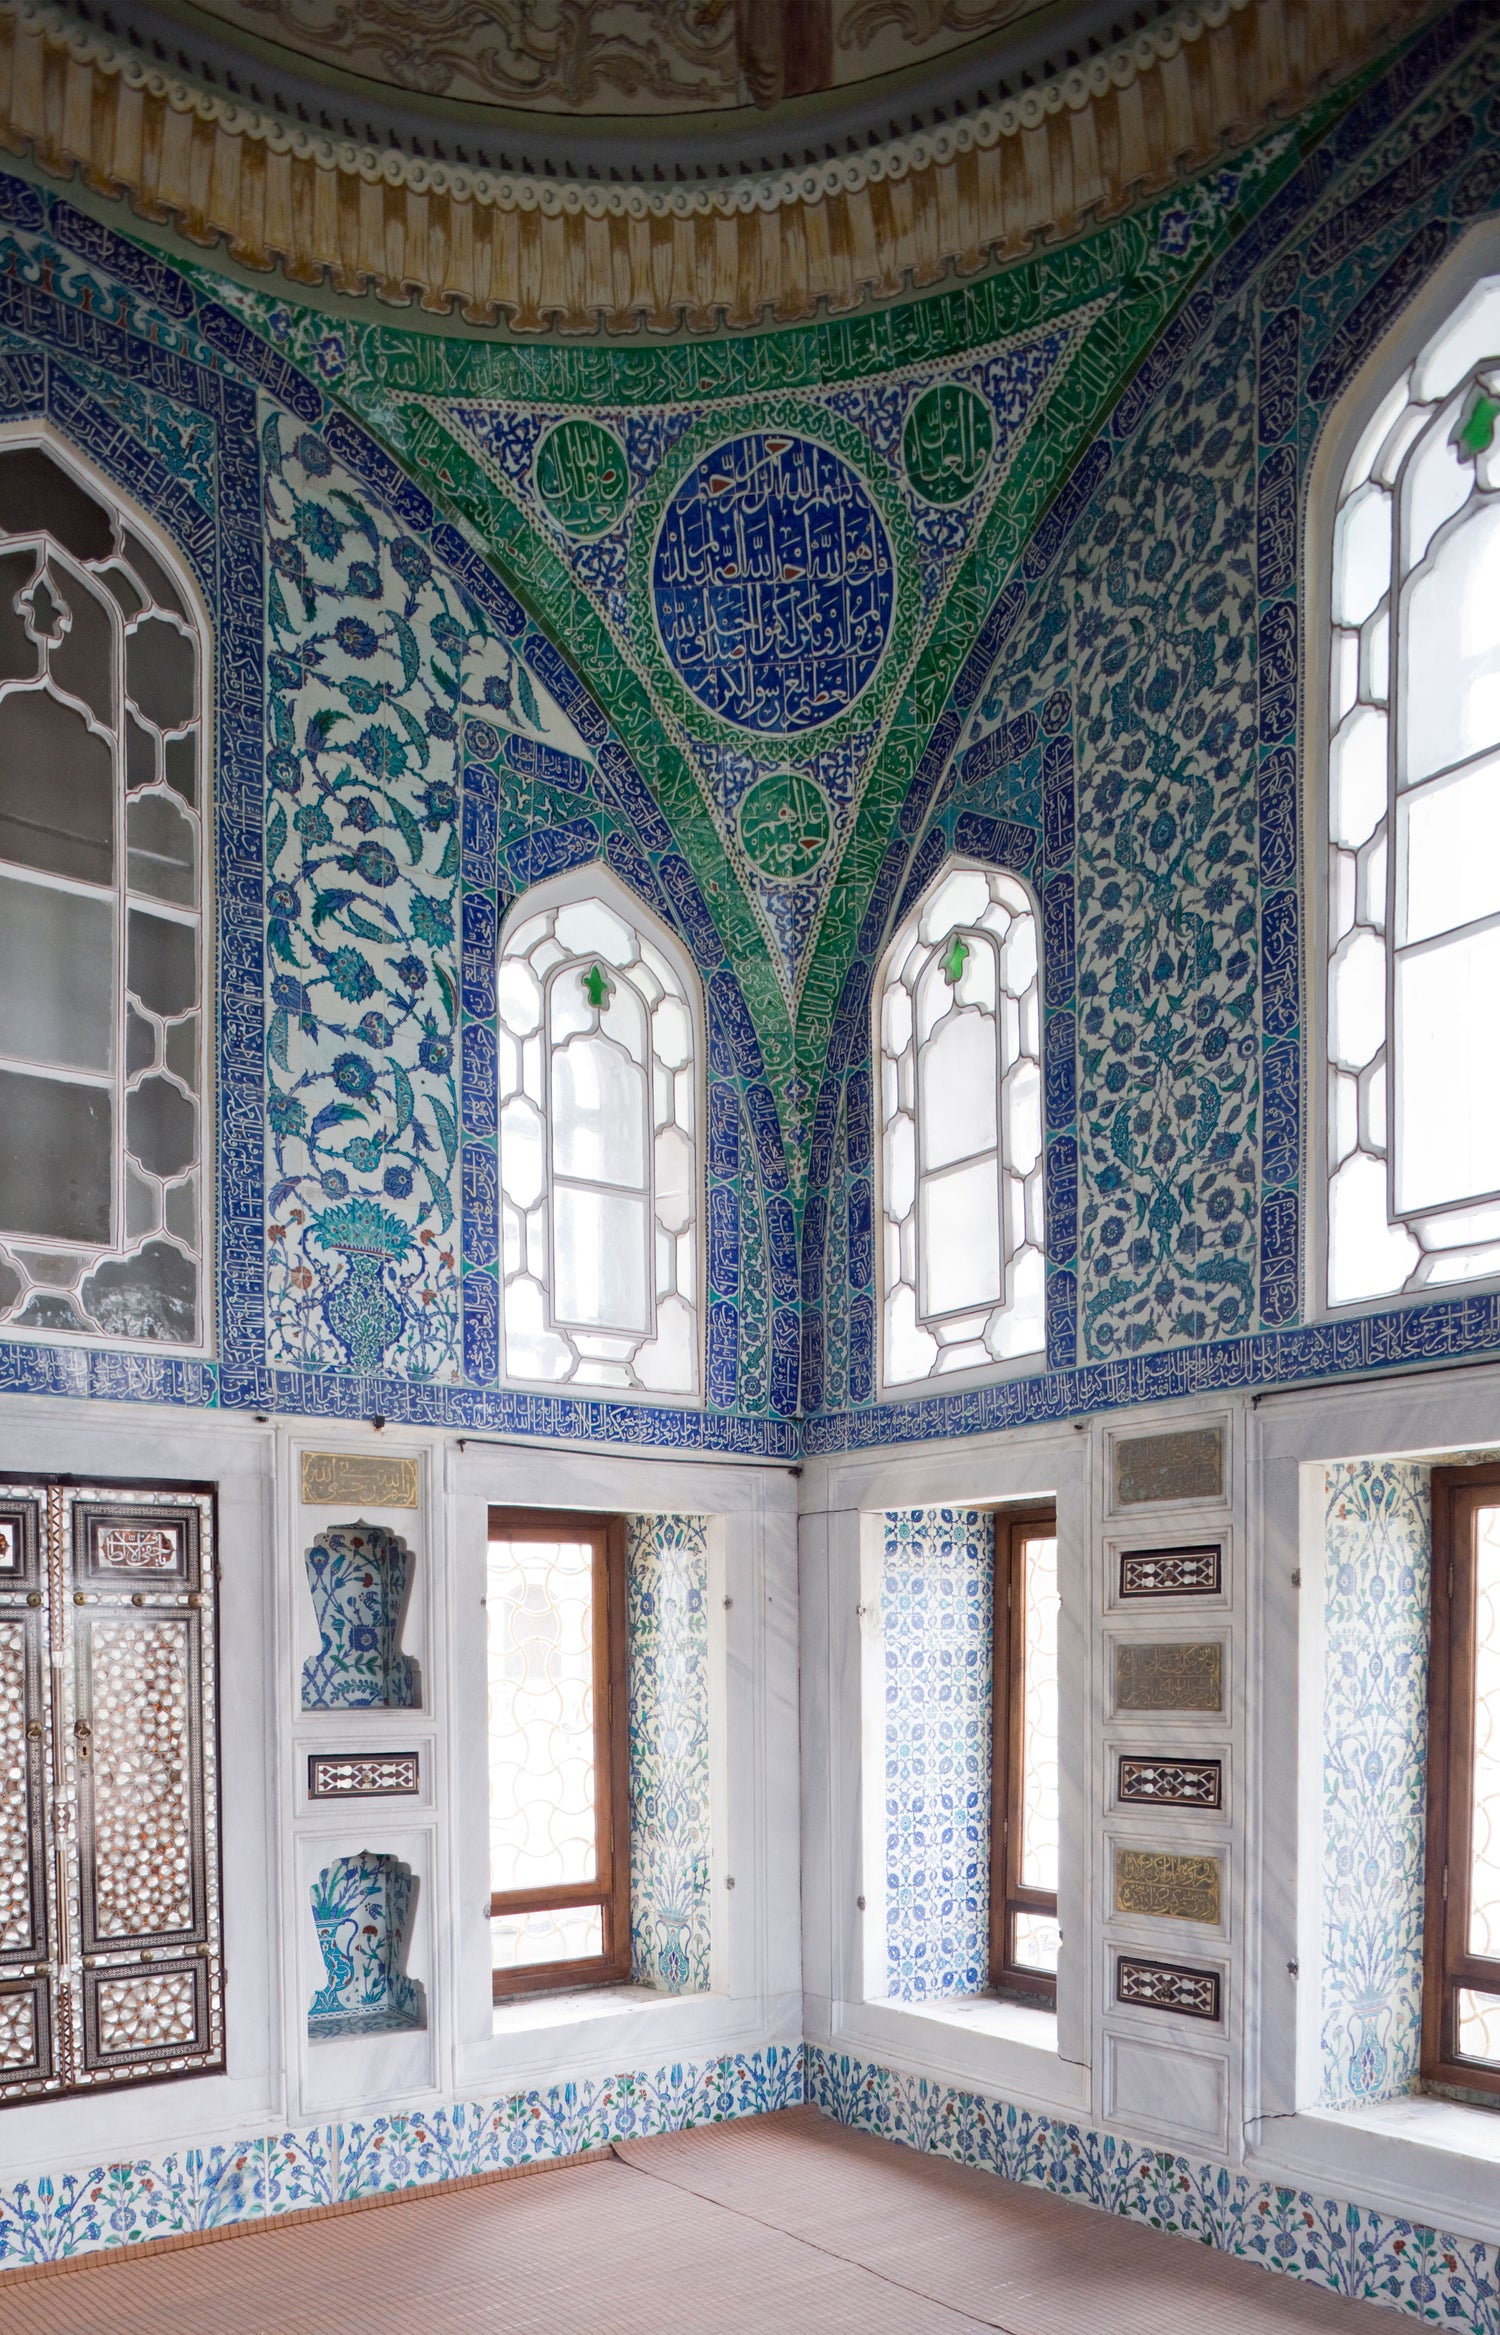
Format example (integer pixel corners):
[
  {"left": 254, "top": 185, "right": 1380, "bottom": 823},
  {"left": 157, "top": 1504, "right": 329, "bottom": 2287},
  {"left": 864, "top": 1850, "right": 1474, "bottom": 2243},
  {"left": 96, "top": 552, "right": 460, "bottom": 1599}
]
[{"left": 166, "top": 0, "right": 1062, "bottom": 122}]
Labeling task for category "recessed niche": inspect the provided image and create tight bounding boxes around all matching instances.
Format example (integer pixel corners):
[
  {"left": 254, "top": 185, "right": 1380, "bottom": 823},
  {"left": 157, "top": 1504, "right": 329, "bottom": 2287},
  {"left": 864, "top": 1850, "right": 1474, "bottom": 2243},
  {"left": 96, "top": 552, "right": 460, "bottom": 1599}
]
[
  {"left": 308, "top": 1851, "right": 424, "bottom": 2039},
  {"left": 301, "top": 1521, "right": 419, "bottom": 1711}
]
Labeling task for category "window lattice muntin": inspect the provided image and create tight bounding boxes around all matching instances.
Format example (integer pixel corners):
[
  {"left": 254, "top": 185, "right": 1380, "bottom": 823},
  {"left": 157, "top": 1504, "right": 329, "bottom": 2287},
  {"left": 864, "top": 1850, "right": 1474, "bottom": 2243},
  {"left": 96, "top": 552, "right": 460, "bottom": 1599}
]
[
  {"left": 1326, "top": 277, "right": 1500, "bottom": 1305},
  {"left": 497, "top": 888, "right": 700, "bottom": 1394},
  {"left": 877, "top": 863, "right": 1044, "bottom": 1386},
  {"left": 0, "top": 430, "right": 207, "bottom": 1349},
  {"left": 0, "top": 1480, "right": 221, "bottom": 2100}
]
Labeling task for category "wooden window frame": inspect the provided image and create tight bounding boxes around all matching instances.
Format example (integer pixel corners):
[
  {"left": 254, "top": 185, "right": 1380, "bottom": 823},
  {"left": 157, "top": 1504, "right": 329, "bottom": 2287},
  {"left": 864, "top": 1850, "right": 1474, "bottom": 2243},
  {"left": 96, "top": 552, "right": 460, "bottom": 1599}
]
[
  {"left": 989, "top": 1504, "right": 1058, "bottom": 2004},
  {"left": 1423, "top": 1464, "right": 1500, "bottom": 2096},
  {"left": 487, "top": 1508, "right": 630, "bottom": 2002}
]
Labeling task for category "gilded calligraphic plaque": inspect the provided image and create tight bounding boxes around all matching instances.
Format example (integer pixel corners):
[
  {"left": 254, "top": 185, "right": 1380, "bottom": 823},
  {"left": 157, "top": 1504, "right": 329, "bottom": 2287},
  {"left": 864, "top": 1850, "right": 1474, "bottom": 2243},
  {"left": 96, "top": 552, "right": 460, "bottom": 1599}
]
[
  {"left": 902, "top": 383, "right": 994, "bottom": 505},
  {"left": 1114, "top": 1640, "right": 1223, "bottom": 1713},
  {"left": 1115, "top": 1955, "right": 1221, "bottom": 2021},
  {"left": 737, "top": 768, "right": 833, "bottom": 880},
  {"left": 651, "top": 433, "right": 895, "bottom": 734},
  {"left": 1115, "top": 1849, "right": 1221, "bottom": 1924},
  {"left": 300, "top": 1452, "right": 419, "bottom": 1508},
  {"left": 1117, "top": 1755, "right": 1223, "bottom": 1810},
  {"left": 1119, "top": 1545, "right": 1222, "bottom": 1598},
  {"left": 1114, "top": 1426, "right": 1224, "bottom": 1507},
  {"left": 534, "top": 418, "right": 630, "bottom": 538}
]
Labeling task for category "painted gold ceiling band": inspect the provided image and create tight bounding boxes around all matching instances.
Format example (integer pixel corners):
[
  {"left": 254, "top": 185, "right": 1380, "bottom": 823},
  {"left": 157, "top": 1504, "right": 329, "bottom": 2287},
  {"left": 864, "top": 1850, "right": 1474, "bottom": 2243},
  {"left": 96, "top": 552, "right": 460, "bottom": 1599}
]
[{"left": 0, "top": 0, "right": 1433, "bottom": 331}]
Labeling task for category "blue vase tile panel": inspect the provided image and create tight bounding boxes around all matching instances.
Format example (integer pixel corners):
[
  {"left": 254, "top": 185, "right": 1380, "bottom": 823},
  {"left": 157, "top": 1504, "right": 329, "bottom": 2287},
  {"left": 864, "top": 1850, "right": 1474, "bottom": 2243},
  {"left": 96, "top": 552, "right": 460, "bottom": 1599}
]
[
  {"left": 301, "top": 1523, "right": 419, "bottom": 1711},
  {"left": 307, "top": 1850, "right": 424, "bottom": 2037}
]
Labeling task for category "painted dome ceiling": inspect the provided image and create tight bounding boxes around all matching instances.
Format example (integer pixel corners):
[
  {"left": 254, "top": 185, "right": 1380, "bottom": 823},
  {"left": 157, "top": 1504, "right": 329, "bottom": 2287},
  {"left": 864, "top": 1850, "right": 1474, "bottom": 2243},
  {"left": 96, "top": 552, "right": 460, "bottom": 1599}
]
[{"left": 103, "top": 0, "right": 1134, "bottom": 167}]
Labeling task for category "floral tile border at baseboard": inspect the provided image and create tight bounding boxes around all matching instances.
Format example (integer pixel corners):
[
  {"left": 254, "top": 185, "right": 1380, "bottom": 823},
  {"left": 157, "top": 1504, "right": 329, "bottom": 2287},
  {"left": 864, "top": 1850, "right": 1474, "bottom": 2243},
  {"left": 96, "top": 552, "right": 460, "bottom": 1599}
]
[
  {"left": 0, "top": 2044, "right": 803, "bottom": 2271},
  {"left": 807, "top": 2046, "right": 1498, "bottom": 2329}
]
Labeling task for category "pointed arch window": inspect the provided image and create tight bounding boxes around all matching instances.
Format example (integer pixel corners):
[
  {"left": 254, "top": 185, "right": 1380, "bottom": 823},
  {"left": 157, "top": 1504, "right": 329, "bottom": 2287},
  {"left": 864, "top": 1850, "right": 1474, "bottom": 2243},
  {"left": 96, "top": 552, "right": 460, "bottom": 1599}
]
[
  {"left": 0, "top": 429, "right": 207, "bottom": 1349},
  {"left": 877, "top": 862, "right": 1044, "bottom": 1388},
  {"left": 1325, "top": 267, "right": 1500, "bottom": 1305},
  {"left": 496, "top": 875, "right": 701, "bottom": 1396}
]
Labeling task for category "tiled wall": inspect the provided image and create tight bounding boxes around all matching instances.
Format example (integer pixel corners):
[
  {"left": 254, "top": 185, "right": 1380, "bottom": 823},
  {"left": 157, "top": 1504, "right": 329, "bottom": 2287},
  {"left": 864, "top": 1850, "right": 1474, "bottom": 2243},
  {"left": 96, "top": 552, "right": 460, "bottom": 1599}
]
[
  {"left": 808, "top": 2045, "right": 1498, "bottom": 2327},
  {"left": 882, "top": 1508, "right": 993, "bottom": 2001},
  {"left": 1319, "top": 1461, "right": 1431, "bottom": 2108},
  {"left": 628, "top": 1515, "right": 714, "bottom": 1994}
]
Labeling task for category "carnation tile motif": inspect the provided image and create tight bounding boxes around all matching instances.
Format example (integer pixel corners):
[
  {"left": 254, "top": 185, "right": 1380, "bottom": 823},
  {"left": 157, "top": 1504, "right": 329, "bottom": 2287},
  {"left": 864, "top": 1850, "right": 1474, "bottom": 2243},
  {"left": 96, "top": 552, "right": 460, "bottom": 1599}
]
[
  {"left": 883, "top": 1508, "right": 994, "bottom": 2001},
  {"left": 301, "top": 1522, "right": 419, "bottom": 1711},
  {"left": 1319, "top": 1461, "right": 1431, "bottom": 2107},
  {"left": 627, "top": 1516, "right": 713, "bottom": 1994}
]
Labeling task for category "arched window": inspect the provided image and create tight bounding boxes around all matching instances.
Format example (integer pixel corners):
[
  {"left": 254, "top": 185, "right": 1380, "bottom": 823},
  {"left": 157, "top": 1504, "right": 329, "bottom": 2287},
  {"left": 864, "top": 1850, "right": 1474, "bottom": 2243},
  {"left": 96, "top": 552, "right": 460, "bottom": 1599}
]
[
  {"left": 877, "top": 861, "right": 1044, "bottom": 1388},
  {"left": 1324, "top": 266, "right": 1500, "bottom": 1306},
  {"left": 0, "top": 428, "right": 207, "bottom": 1348},
  {"left": 496, "top": 874, "right": 700, "bottom": 1396}
]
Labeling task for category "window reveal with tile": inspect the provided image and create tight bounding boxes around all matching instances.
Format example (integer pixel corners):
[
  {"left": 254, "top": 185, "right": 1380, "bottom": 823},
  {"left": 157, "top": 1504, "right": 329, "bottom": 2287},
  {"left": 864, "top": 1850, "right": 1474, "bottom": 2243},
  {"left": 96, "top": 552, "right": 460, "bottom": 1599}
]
[
  {"left": 0, "top": 429, "right": 206, "bottom": 1347},
  {"left": 486, "top": 1508, "right": 630, "bottom": 1998},
  {"left": 1324, "top": 271, "right": 1500, "bottom": 1304},
  {"left": 991, "top": 1506, "right": 1060, "bottom": 2000},
  {"left": 1424, "top": 1464, "right": 1500, "bottom": 2094},
  {"left": 496, "top": 880, "right": 700, "bottom": 1396},
  {"left": 0, "top": 1478, "right": 221, "bottom": 2100},
  {"left": 876, "top": 863, "right": 1044, "bottom": 1388}
]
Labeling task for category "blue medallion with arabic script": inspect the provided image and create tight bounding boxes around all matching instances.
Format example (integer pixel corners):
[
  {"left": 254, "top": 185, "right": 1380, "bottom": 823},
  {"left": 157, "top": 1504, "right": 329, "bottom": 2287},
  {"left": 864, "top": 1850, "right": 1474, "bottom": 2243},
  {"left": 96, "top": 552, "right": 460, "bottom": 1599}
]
[{"left": 651, "top": 433, "right": 895, "bottom": 736}]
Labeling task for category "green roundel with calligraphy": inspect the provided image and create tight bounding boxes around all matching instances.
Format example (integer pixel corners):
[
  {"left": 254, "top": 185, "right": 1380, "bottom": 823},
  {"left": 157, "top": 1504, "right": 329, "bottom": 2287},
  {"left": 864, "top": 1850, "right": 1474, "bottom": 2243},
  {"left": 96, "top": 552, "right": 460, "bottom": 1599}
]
[
  {"left": 737, "top": 769, "right": 833, "bottom": 881},
  {"left": 534, "top": 419, "right": 631, "bottom": 537},
  {"left": 902, "top": 383, "right": 994, "bottom": 506}
]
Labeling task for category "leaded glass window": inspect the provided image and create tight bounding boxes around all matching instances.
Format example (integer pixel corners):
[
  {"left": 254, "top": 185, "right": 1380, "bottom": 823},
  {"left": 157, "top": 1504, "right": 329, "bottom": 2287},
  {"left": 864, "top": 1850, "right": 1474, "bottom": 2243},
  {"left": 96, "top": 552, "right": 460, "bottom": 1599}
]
[
  {"left": 1325, "top": 272, "right": 1500, "bottom": 1305},
  {"left": 877, "top": 862, "right": 1044, "bottom": 1387},
  {"left": 0, "top": 429, "right": 207, "bottom": 1348},
  {"left": 496, "top": 878, "right": 700, "bottom": 1395},
  {"left": 0, "top": 1477, "right": 222, "bottom": 2099}
]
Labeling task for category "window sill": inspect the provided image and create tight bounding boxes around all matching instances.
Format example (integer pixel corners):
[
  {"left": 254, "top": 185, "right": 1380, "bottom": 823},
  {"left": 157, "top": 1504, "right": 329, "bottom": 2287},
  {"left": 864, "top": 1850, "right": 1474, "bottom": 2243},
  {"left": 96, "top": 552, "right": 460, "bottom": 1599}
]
[
  {"left": 491, "top": 1981, "right": 702, "bottom": 2037},
  {"left": 897, "top": 1992, "right": 1059, "bottom": 2053},
  {"left": 1306, "top": 2090, "right": 1500, "bottom": 2162}
]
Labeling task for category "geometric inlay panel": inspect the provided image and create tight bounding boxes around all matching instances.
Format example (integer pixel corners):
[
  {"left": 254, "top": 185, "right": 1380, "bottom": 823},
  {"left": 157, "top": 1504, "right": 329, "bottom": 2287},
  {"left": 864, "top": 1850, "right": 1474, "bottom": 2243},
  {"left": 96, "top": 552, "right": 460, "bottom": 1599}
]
[
  {"left": 1117, "top": 1755, "right": 1223, "bottom": 1809},
  {"left": 307, "top": 1752, "right": 420, "bottom": 1800},
  {"left": 1119, "top": 1546, "right": 1222, "bottom": 1599},
  {"left": 1115, "top": 1953, "right": 1221, "bottom": 2020}
]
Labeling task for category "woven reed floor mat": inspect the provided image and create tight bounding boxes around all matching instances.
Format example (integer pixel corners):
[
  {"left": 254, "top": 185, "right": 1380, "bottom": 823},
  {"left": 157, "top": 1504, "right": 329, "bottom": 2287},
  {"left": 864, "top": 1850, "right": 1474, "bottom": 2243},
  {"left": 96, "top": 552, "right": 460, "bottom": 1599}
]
[{"left": 0, "top": 2104, "right": 1403, "bottom": 2332}]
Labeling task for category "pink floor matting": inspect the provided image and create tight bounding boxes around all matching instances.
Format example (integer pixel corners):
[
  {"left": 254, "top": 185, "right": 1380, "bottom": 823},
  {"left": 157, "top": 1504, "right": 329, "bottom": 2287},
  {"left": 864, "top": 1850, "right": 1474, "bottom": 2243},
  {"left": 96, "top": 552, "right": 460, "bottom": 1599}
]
[{"left": 0, "top": 2105, "right": 1403, "bottom": 2333}]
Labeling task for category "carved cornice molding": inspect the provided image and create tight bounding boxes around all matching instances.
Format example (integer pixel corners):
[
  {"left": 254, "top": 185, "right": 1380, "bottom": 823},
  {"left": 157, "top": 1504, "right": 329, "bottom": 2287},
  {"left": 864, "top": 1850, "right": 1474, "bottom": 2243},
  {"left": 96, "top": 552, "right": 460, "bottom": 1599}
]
[{"left": 0, "top": 0, "right": 1440, "bottom": 330}]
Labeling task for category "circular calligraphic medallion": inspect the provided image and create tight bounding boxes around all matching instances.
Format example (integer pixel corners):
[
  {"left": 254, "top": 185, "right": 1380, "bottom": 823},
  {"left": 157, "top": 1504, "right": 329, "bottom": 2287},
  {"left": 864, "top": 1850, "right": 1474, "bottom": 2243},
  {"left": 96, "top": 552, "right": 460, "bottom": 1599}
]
[
  {"left": 737, "top": 769, "right": 833, "bottom": 880},
  {"left": 534, "top": 419, "right": 630, "bottom": 537},
  {"left": 902, "top": 383, "right": 994, "bottom": 506},
  {"left": 651, "top": 433, "right": 895, "bottom": 735}
]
